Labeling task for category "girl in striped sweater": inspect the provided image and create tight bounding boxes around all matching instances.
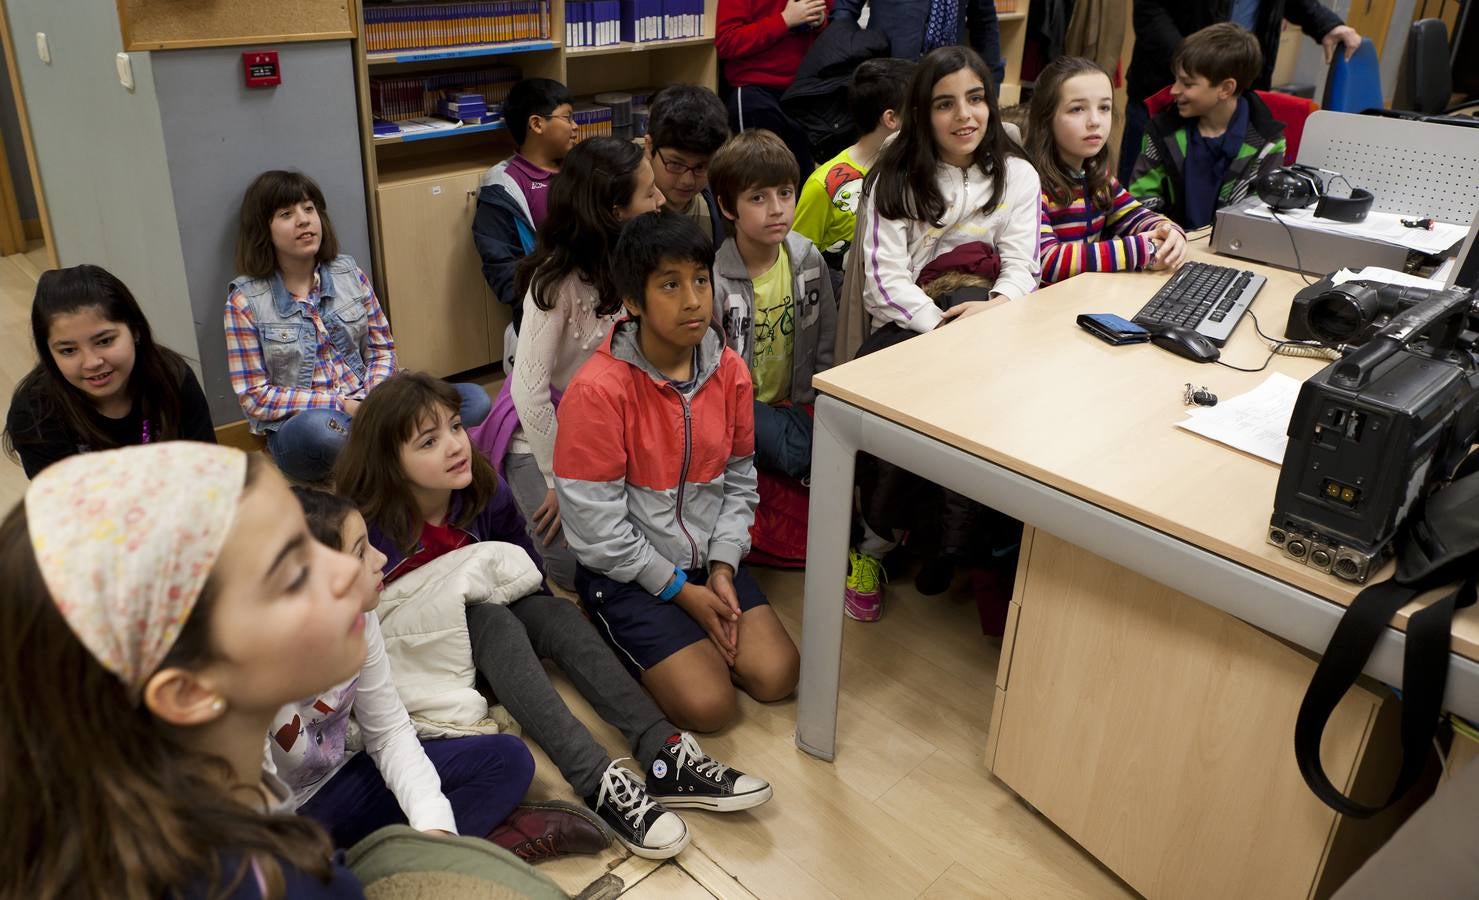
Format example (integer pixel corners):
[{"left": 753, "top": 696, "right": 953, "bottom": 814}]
[{"left": 1028, "top": 57, "right": 1188, "bottom": 285}]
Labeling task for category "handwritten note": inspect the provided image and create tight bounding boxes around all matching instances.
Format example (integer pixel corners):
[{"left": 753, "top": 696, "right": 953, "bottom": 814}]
[{"left": 1176, "top": 373, "right": 1304, "bottom": 465}]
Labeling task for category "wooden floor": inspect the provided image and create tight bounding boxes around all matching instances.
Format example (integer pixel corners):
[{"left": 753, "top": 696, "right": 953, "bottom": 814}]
[{"left": 0, "top": 249, "right": 1134, "bottom": 899}]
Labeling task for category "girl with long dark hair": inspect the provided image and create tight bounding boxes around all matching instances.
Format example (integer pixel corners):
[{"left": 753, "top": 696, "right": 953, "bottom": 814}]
[
  {"left": 468, "top": 136, "right": 664, "bottom": 589},
  {"left": 4, "top": 264, "right": 215, "bottom": 478}
]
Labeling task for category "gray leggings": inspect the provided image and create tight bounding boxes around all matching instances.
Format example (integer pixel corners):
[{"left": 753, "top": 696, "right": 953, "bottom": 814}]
[
  {"left": 504, "top": 452, "right": 577, "bottom": 590},
  {"left": 466, "top": 595, "right": 674, "bottom": 799}
]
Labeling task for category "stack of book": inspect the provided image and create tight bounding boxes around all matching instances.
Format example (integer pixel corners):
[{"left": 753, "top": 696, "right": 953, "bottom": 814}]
[
  {"left": 370, "top": 64, "right": 521, "bottom": 123},
  {"left": 363, "top": 1, "right": 552, "bottom": 53},
  {"left": 438, "top": 92, "right": 490, "bottom": 123}
]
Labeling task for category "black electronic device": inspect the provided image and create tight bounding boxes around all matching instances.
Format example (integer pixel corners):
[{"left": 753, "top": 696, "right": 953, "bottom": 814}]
[
  {"left": 1151, "top": 325, "right": 1221, "bottom": 362},
  {"left": 1077, "top": 312, "right": 1151, "bottom": 345},
  {"left": 1132, "top": 260, "right": 1266, "bottom": 345},
  {"left": 1269, "top": 285, "right": 1479, "bottom": 583},
  {"left": 1254, "top": 164, "right": 1375, "bottom": 223},
  {"left": 1286, "top": 277, "right": 1440, "bottom": 344}
]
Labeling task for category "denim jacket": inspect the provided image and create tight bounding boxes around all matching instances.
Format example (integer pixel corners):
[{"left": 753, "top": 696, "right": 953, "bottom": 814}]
[{"left": 229, "top": 255, "right": 375, "bottom": 393}]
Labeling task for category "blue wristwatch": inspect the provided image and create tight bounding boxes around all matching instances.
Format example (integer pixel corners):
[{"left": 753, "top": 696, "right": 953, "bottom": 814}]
[{"left": 657, "top": 567, "right": 687, "bottom": 602}]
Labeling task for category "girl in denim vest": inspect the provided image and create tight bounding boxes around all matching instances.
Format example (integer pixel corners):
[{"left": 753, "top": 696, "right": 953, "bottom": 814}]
[{"left": 224, "top": 171, "right": 491, "bottom": 484}]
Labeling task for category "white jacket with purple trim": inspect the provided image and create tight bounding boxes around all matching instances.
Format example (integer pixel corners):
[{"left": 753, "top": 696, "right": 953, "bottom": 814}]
[{"left": 857, "top": 153, "right": 1042, "bottom": 333}]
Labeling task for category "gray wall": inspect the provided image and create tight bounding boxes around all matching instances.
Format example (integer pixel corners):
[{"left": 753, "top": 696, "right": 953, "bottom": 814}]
[
  {"left": 152, "top": 41, "right": 371, "bottom": 424},
  {"left": 4, "top": 0, "right": 200, "bottom": 369},
  {"left": 0, "top": 61, "right": 37, "bottom": 220}
]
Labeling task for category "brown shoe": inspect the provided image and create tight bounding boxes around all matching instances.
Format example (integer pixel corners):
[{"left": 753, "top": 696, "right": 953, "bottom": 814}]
[{"left": 487, "top": 801, "right": 611, "bottom": 862}]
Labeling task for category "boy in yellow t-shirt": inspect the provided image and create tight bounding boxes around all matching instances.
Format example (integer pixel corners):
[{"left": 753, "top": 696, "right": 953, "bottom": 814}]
[
  {"left": 708, "top": 129, "right": 836, "bottom": 480},
  {"left": 793, "top": 58, "right": 915, "bottom": 275}
]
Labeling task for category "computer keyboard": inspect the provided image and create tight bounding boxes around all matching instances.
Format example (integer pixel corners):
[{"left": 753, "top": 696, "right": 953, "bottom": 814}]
[{"left": 1132, "top": 261, "right": 1266, "bottom": 346}]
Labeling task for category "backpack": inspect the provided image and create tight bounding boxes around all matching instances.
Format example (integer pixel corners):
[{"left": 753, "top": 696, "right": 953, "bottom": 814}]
[{"left": 1295, "top": 450, "right": 1479, "bottom": 817}]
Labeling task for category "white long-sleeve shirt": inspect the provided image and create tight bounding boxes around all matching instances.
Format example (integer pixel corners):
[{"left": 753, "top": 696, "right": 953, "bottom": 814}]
[
  {"left": 858, "top": 154, "right": 1042, "bottom": 333},
  {"left": 509, "top": 274, "right": 619, "bottom": 487},
  {"left": 266, "top": 613, "right": 457, "bottom": 833}
]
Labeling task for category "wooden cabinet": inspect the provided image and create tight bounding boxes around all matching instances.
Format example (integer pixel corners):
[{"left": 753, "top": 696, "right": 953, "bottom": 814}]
[
  {"left": 988, "top": 527, "right": 1402, "bottom": 900},
  {"left": 353, "top": 4, "right": 718, "bottom": 378},
  {"left": 376, "top": 168, "right": 495, "bottom": 377}
]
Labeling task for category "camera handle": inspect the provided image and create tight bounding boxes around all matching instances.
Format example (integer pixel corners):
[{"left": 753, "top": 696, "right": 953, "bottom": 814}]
[{"left": 1332, "top": 288, "right": 1475, "bottom": 389}]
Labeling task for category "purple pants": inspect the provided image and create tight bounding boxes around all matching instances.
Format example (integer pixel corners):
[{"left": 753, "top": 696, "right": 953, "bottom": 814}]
[{"left": 298, "top": 733, "right": 534, "bottom": 848}]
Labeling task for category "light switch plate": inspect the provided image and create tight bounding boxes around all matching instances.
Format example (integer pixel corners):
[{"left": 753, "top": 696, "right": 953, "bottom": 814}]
[
  {"left": 35, "top": 32, "right": 49, "bottom": 64},
  {"left": 116, "top": 52, "right": 134, "bottom": 91}
]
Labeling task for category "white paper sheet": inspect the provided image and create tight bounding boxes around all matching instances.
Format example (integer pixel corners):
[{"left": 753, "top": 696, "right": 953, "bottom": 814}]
[
  {"left": 1243, "top": 205, "right": 1467, "bottom": 256},
  {"left": 1176, "top": 373, "right": 1304, "bottom": 464},
  {"left": 1331, "top": 266, "right": 1449, "bottom": 291}
]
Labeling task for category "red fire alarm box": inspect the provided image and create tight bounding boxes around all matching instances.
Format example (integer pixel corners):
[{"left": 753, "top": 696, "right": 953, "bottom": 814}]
[{"left": 243, "top": 51, "right": 281, "bottom": 88}]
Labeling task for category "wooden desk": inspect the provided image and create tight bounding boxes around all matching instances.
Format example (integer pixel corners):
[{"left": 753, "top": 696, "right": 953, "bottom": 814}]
[{"left": 795, "top": 242, "right": 1479, "bottom": 898}]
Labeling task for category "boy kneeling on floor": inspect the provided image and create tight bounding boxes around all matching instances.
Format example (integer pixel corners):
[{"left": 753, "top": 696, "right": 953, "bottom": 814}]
[{"left": 555, "top": 210, "right": 801, "bottom": 733}]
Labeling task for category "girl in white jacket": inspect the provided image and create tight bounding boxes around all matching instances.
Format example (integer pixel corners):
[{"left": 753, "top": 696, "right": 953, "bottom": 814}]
[
  {"left": 846, "top": 46, "right": 1041, "bottom": 623},
  {"left": 856, "top": 45, "right": 1042, "bottom": 334},
  {"left": 275, "top": 487, "right": 608, "bottom": 862}
]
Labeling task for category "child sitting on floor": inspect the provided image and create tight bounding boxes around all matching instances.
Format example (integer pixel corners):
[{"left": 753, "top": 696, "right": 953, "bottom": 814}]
[
  {"left": 280, "top": 487, "right": 608, "bottom": 862},
  {"left": 472, "top": 77, "right": 579, "bottom": 330},
  {"left": 555, "top": 210, "right": 801, "bottom": 731},
  {"left": 708, "top": 128, "right": 836, "bottom": 482},
  {"left": 337, "top": 371, "right": 773, "bottom": 861}
]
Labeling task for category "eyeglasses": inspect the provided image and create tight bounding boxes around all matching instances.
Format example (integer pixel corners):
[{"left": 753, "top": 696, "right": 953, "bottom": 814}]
[
  {"left": 543, "top": 113, "right": 575, "bottom": 124},
  {"left": 656, "top": 148, "right": 708, "bottom": 178}
]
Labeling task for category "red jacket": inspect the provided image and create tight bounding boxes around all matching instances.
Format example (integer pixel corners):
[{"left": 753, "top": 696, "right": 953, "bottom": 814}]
[
  {"left": 716, "top": 0, "right": 835, "bottom": 91},
  {"left": 553, "top": 320, "right": 758, "bottom": 594}
]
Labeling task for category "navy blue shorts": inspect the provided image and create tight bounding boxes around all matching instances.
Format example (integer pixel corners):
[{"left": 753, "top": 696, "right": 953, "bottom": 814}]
[{"left": 575, "top": 564, "right": 770, "bottom": 678}]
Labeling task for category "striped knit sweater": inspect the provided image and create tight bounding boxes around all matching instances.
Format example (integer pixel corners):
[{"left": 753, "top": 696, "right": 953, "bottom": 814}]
[{"left": 1038, "top": 174, "right": 1178, "bottom": 285}]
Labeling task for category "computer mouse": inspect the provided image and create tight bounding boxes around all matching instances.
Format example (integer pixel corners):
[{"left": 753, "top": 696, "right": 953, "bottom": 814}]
[{"left": 1151, "top": 325, "right": 1221, "bottom": 363}]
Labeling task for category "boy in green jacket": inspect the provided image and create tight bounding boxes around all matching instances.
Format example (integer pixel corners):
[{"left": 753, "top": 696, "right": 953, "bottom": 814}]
[{"left": 1127, "top": 22, "right": 1286, "bottom": 230}]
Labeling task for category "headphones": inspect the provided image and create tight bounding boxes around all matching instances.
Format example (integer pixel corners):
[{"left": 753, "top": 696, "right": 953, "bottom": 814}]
[{"left": 1255, "top": 164, "right": 1374, "bottom": 223}]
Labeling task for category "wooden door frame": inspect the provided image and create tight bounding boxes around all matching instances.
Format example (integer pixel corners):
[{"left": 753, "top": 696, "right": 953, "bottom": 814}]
[{"left": 0, "top": 0, "right": 58, "bottom": 267}]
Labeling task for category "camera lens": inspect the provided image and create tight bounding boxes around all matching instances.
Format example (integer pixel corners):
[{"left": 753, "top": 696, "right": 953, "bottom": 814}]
[{"left": 1307, "top": 285, "right": 1381, "bottom": 345}]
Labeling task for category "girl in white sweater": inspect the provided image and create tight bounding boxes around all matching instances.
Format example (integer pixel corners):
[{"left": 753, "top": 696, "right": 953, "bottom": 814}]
[
  {"left": 856, "top": 45, "right": 1042, "bottom": 334},
  {"left": 846, "top": 46, "right": 1041, "bottom": 624},
  {"left": 470, "top": 137, "right": 664, "bottom": 589}
]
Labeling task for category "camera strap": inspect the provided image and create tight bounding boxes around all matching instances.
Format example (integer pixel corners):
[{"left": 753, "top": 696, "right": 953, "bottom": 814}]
[{"left": 1294, "top": 454, "right": 1479, "bottom": 817}]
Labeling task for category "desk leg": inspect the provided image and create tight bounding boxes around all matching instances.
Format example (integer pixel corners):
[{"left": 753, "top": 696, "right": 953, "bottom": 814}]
[{"left": 795, "top": 395, "right": 859, "bottom": 761}]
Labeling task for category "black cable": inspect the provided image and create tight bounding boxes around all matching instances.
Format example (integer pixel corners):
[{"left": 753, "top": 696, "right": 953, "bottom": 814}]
[
  {"left": 1213, "top": 345, "right": 1283, "bottom": 373},
  {"left": 1247, "top": 308, "right": 1325, "bottom": 349},
  {"left": 1271, "top": 209, "right": 1318, "bottom": 286},
  {"left": 1212, "top": 310, "right": 1326, "bottom": 373}
]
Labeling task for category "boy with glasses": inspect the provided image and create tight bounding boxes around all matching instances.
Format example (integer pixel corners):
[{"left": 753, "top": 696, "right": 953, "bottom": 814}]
[
  {"left": 645, "top": 85, "right": 731, "bottom": 251},
  {"left": 473, "top": 77, "right": 577, "bottom": 331},
  {"left": 707, "top": 129, "right": 835, "bottom": 482}
]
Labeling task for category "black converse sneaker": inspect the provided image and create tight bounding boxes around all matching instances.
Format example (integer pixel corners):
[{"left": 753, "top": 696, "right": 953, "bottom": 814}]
[
  {"left": 645, "top": 732, "right": 773, "bottom": 812},
  {"left": 584, "top": 760, "right": 690, "bottom": 860}
]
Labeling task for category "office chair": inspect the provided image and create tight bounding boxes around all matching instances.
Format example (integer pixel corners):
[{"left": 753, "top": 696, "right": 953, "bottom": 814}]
[
  {"left": 1322, "top": 37, "right": 1384, "bottom": 114},
  {"left": 1404, "top": 18, "right": 1479, "bottom": 119}
]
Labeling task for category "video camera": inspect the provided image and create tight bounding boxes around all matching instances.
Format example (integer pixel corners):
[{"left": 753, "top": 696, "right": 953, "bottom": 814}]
[{"left": 1270, "top": 283, "right": 1479, "bottom": 583}]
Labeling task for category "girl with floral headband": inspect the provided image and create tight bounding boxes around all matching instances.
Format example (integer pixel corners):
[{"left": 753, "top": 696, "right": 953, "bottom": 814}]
[{"left": 0, "top": 443, "right": 371, "bottom": 899}]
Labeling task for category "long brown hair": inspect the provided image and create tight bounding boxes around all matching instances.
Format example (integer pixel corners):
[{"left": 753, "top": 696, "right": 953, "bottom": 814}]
[
  {"left": 1027, "top": 56, "right": 1116, "bottom": 211},
  {"left": 4, "top": 265, "right": 193, "bottom": 464},
  {"left": 865, "top": 45, "right": 1024, "bottom": 227},
  {"left": 335, "top": 372, "right": 499, "bottom": 553},
  {"left": 0, "top": 456, "right": 337, "bottom": 900},
  {"left": 234, "top": 170, "right": 343, "bottom": 279},
  {"left": 518, "top": 136, "right": 647, "bottom": 317}
]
